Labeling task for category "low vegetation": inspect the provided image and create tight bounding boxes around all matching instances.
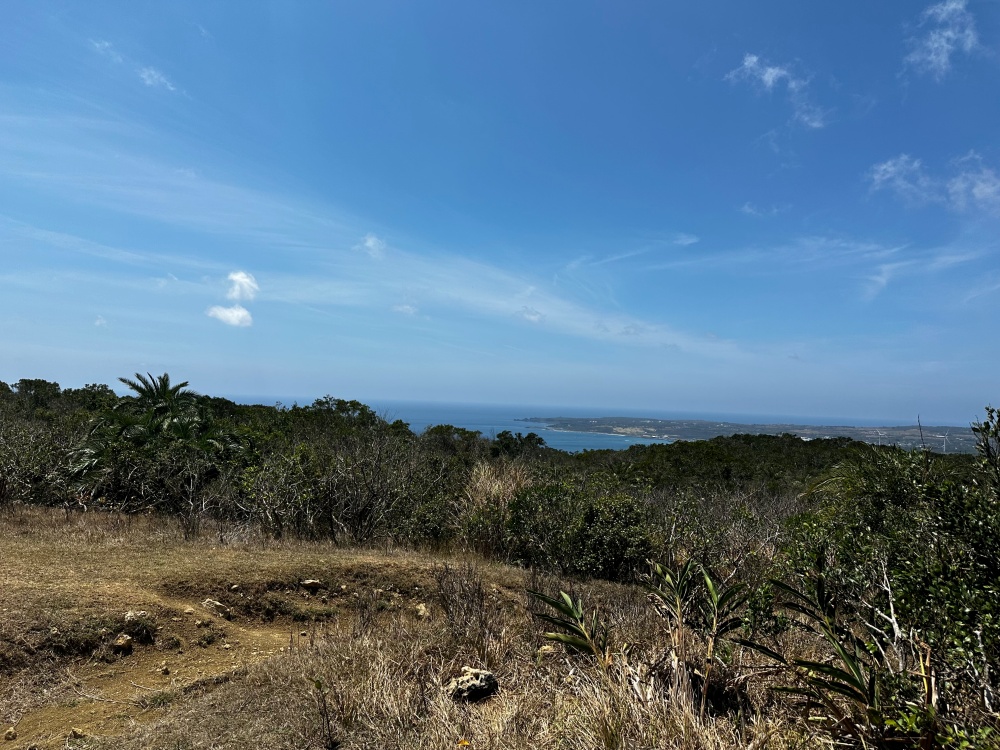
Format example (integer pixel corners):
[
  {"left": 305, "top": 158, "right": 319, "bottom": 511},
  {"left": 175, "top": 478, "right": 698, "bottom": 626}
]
[{"left": 0, "top": 374, "right": 997, "bottom": 748}]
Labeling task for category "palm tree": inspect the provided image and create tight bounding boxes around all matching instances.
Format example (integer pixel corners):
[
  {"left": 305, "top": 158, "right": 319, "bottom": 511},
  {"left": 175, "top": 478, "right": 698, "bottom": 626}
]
[{"left": 117, "top": 372, "right": 199, "bottom": 432}]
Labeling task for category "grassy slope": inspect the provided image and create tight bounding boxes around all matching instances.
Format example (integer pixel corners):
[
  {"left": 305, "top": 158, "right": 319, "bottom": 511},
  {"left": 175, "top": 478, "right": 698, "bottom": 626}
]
[{"left": 1, "top": 508, "right": 795, "bottom": 750}]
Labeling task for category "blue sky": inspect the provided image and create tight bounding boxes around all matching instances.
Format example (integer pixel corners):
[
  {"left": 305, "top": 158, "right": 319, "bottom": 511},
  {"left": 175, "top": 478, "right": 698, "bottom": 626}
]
[{"left": 2, "top": 1, "right": 998, "bottom": 423}]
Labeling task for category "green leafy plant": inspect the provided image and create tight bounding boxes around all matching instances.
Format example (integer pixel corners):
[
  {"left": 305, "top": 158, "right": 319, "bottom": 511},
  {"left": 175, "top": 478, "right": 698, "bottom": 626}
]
[
  {"left": 527, "top": 589, "right": 613, "bottom": 670},
  {"left": 741, "top": 558, "right": 942, "bottom": 748},
  {"left": 699, "top": 569, "right": 747, "bottom": 719}
]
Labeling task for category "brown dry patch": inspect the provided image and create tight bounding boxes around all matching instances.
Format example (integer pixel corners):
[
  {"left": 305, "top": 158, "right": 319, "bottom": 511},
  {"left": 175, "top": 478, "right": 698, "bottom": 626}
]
[{"left": 0, "top": 507, "right": 459, "bottom": 749}]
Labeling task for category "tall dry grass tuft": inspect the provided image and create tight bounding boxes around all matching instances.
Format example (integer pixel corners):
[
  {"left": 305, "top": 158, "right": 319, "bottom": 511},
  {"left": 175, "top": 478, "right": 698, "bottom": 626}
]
[{"left": 460, "top": 459, "right": 533, "bottom": 556}]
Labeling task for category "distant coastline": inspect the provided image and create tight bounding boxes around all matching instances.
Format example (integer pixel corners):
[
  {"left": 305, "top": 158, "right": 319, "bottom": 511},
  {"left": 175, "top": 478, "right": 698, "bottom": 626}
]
[
  {"left": 225, "top": 396, "right": 976, "bottom": 454},
  {"left": 519, "top": 416, "right": 976, "bottom": 454}
]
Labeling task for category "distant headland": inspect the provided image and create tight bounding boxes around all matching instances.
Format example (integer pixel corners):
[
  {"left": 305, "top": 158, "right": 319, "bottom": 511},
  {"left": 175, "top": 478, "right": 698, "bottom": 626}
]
[{"left": 518, "top": 416, "right": 976, "bottom": 454}]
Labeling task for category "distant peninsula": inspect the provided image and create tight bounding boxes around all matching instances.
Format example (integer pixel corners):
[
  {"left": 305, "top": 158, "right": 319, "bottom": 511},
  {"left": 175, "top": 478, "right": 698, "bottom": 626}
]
[{"left": 518, "top": 416, "right": 976, "bottom": 454}]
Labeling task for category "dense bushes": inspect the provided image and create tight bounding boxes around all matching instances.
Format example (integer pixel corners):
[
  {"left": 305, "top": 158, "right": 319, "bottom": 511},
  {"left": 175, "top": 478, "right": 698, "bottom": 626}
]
[{"left": 503, "top": 478, "right": 654, "bottom": 580}]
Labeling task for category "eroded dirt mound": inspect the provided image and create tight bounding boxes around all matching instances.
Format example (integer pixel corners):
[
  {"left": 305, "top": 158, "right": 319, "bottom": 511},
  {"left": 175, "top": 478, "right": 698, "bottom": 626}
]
[{"left": 0, "top": 510, "right": 446, "bottom": 750}]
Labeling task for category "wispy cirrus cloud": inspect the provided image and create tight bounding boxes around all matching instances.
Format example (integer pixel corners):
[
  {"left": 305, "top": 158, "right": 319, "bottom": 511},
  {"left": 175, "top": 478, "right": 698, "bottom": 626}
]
[
  {"left": 90, "top": 39, "right": 122, "bottom": 63},
  {"left": 726, "top": 53, "right": 828, "bottom": 128},
  {"left": 207, "top": 304, "right": 252, "bottom": 327},
  {"left": 905, "top": 0, "right": 978, "bottom": 81},
  {"left": 740, "top": 202, "right": 787, "bottom": 217},
  {"left": 138, "top": 67, "right": 175, "bottom": 91},
  {"left": 869, "top": 152, "right": 1000, "bottom": 216},
  {"left": 947, "top": 154, "right": 1000, "bottom": 215},
  {"left": 868, "top": 154, "right": 941, "bottom": 205},
  {"left": 88, "top": 39, "right": 177, "bottom": 92}
]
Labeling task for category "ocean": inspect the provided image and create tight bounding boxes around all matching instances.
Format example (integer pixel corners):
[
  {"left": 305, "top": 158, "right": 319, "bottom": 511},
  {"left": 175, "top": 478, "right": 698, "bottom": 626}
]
[{"left": 231, "top": 397, "right": 924, "bottom": 453}]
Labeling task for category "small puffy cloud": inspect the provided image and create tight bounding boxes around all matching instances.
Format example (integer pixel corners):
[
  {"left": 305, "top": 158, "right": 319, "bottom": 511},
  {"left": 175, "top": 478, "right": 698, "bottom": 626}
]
[
  {"left": 518, "top": 306, "right": 544, "bottom": 323},
  {"left": 94, "top": 315, "right": 107, "bottom": 327},
  {"left": 226, "top": 270, "right": 259, "bottom": 301},
  {"left": 947, "top": 154, "right": 1000, "bottom": 215},
  {"left": 905, "top": 0, "right": 978, "bottom": 80},
  {"left": 90, "top": 39, "right": 122, "bottom": 63},
  {"left": 726, "top": 53, "right": 827, "bottom": 129},
  {"left": 138, "top": 67, "right": 176, "bottom": 91},
  {"left": 355, "top": 233, "right": 386, "bottom": 259},
  {"left": 673, "top": 233, "right": 700, "bottom": 246},
  {"left": 391, "top": 303, "right": 418, "bottom": 315},
  {"left": 207, "top": 304, "right": 252, "bottom": 327},
  {"left": 869, "top": 154, "right": 940, "bottom": 205}
]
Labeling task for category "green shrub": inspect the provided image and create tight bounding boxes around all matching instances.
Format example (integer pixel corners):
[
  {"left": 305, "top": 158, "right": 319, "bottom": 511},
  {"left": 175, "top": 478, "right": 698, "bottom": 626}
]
[{"left": 505, "top": 477, "right": 653, "bottom": 580}]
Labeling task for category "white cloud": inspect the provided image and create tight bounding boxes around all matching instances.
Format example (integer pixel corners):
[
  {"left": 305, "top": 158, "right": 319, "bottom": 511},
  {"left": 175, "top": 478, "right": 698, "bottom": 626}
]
[
  {"left": 0, "top": 110, "right": 747, "bottom": 361},
  {"left": 391, "top": 303, "right": 418, "bottom": 315},
  {"left": 947, "top": 154, "right": 1000, "bottom": 215},
  {"left": 726, "top": 53, "right": 827, "bottom": 128},
  {"left": 673, "top": 233, "right": 700, "bottom": 246},
  {"left": 207, "top": 304, "right": 252, "bottom": 327},
  {"left": 88, "top": 40, "right": 177, "bottom": 91},
  {"left": 740, "top": 202, "right": 786, "bottom": 217},
  {"left": 870, "top": 152, "right": 1000, "bottom": 216},
  {"left": 864, "top": 261, "right": 913, "bottom": 300},
  {"left": 905, "top": 0, "right": 978, "bottom": 80},
  {"left": 94, "top": 315, "right": 107, "bottom": 327},
  {"left": 226, "top": 270, "right": 259, "bottom": 301},
  {"left": 518, "top": 306, "right": 544, "bottom": 323},
  {"left": 727, "top": 54, "right": 796, "bottom": 92},
  {"left": 138, "top": 67, "right": 176, "bottom": 91},
  {"left": 869, "top": 154, "right": 940, "bottom": 205},
  {"left": 90, "top": 40, "right": 122, "bottom": 63},
  {"left": 356, "top": 233, "right": 386, "bottom": 259}
]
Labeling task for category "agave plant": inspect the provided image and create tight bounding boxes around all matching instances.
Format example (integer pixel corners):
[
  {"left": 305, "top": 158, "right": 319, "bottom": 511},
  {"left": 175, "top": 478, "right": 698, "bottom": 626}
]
[
  {"left": 699, "top": 568, "right": 747, "bottom": 719},
  {"left": 645, "top": 557, "right": 699, "bottom": 663},
  {"left": 527, "top": 589, "right": 613, "bottom": 670}
]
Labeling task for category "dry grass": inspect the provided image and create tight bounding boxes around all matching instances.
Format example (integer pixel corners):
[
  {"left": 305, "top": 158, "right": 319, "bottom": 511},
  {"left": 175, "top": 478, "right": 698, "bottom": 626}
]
[{"left": 1, "top": 506, "right": 804, "bottom": 750}]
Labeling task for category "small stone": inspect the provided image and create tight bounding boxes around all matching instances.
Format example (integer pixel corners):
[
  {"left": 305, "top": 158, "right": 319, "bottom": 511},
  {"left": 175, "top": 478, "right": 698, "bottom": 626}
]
[
  {"left": 414, "top": 603, "right": 430, "bottom": 618},
  {"left": 70, "top": 727, "right": 86, "bottom": 739},
  {"left": 111, "top": 633, "right": 134, "bottom": 655},
  {"left": 201, "top": 599, "right": 232, "bottom": 620},
  {"left": 124, "top": 610, "right": 148, "bottom": 623},
  {"left": 184, "top": 607, "right": 195, "bottom": 615},
  {"left": 221, "top": 643, "right": 231, "bottom": 650},
  {"left": 301, "top": 579, "right": 323, "bottom": 592},
  {"left": 446, "top": 667, "right": 498, "bottom": 703},
  {"left": 229, "top": 584, "right": 240, "bottom": 591},
  {"left": 3, "top": 727, "right": 16, "bottom": 741}
]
